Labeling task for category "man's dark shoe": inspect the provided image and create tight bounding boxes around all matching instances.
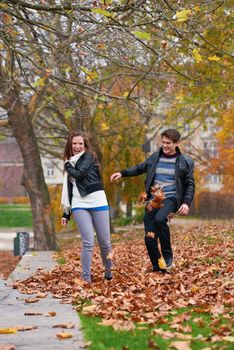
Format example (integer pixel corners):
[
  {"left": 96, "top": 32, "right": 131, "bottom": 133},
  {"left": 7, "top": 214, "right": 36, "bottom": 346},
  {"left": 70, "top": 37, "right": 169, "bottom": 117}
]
[
  {"left": 152, "top": 265, "right": 166, "bottom": 273},
  {"left": 164, "top": 256, "right": 173, "bottom": 269},
  {"left": 104, "top": 273, "right": 113, "bottom": 281}
]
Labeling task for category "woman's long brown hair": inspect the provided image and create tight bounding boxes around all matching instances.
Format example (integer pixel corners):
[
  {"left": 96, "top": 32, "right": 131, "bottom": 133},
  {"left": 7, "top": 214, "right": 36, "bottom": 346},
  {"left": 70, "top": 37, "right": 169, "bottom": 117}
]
[{"left": 63, "top": 130, "right": 97, "bottom": 161}]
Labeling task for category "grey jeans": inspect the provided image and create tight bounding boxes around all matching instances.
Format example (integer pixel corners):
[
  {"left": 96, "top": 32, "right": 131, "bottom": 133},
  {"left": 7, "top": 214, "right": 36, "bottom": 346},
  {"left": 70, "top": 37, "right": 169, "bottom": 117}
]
[{"left": 73, "top": 209, "right": 112, "bottom": 282}]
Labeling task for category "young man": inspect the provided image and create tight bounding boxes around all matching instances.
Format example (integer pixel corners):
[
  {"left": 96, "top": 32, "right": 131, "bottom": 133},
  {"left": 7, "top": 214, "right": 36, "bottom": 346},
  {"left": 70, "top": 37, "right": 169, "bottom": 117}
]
[{"left": 110, "top": 129, "right": 195, "bottom": 272}]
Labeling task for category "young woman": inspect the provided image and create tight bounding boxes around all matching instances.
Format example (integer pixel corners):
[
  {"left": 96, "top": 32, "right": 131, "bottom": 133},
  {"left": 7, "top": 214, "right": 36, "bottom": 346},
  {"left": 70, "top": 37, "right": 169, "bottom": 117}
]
[{"left": 61, "top": 130, "right": 112, "bottom": 282}]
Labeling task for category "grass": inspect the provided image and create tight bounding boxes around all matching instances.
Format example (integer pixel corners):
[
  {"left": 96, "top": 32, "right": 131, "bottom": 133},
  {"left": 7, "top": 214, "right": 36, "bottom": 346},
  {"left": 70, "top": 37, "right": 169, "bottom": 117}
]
[
  {"left": 0, "top": 204, "right": 32, "bottom": 227},
  {"left": 0, "top": 204, "right": 30, "bottom": 209},
  {"left": 79, "top": 308, "right": 234, "bottom": 350}
]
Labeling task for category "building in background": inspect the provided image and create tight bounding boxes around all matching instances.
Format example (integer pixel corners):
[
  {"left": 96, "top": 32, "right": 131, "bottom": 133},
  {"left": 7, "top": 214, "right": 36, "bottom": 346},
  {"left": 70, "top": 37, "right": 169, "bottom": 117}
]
[{"left": 0, "top": 137, "right": 63, "bottom": 199}]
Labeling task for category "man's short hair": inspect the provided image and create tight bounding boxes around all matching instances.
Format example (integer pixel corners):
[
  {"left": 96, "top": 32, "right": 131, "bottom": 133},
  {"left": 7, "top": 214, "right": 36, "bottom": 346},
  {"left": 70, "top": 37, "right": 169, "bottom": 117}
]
[{"left": 161, "top": 129, "right": 181, "bottom": 143}]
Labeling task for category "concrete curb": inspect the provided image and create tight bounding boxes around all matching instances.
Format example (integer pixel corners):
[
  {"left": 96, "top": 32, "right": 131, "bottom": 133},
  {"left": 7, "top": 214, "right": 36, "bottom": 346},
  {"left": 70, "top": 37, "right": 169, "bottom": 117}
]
[{"left": 0, "top": 252, "right": 84, "bottom": 349}]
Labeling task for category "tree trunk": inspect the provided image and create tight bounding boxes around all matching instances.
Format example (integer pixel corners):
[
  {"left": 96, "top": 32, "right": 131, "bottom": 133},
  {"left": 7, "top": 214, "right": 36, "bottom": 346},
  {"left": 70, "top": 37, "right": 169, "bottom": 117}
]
[
  {"left": 126, "top": 201, "right": 132, "bottom": 217},
  {"left": 8, "top": 87, "right": 56, "bottom": 250}
]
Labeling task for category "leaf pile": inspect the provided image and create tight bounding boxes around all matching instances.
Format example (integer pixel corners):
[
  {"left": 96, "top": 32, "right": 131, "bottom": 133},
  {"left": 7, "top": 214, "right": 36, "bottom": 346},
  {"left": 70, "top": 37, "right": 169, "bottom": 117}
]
[
  {"left": 0, "top": 252, "right": 21, "bottom": 279},
  {"left": 15, "top": 223, "right": 233, "bottom": 324}
]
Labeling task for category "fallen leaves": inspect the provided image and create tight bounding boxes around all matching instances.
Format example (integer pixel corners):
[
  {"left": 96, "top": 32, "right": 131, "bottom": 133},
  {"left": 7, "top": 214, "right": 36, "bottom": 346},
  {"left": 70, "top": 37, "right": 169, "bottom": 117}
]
[
  {"left": 0, "top": 252, "right": 21, "bottom": 280},
  {"left": 13, "top": 222, "right": 234, "bottom": 345}
]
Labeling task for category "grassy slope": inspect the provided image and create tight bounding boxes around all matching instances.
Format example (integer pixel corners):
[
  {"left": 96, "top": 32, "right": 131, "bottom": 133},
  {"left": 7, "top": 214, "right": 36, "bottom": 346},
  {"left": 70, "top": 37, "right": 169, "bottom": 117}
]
[{"left": 80, "top": 308, "right": 234, "bottom": 350}]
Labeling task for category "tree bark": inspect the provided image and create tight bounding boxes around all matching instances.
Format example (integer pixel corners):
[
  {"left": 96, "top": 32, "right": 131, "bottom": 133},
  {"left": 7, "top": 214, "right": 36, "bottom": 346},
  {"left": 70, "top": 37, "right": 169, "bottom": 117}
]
[
  {"left": 8, "top": 86, "right": 57, "bottom": 250},
  {"left": 126, "top": 201, "right": 132, "bottom": 217}
]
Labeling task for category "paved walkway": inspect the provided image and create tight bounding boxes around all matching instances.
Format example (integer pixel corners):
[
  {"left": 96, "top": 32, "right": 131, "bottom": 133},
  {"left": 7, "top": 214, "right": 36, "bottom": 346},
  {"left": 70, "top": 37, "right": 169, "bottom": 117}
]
[{"left": 0, "top": 252, "right": 84, "bottom": 349}]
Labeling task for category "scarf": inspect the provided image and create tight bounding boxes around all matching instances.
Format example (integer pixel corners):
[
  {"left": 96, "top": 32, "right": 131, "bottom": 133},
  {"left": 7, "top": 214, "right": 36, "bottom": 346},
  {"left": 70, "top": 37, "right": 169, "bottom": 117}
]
[{"left": 61, "top": 151, "right": 85, "bottom": 214}]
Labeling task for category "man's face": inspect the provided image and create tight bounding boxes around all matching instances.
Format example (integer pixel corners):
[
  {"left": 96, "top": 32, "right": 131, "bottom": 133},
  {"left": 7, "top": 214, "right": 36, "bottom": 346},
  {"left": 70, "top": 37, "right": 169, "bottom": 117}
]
[{"left": 161, "top": 136, "right": 178, "bottom": 155}]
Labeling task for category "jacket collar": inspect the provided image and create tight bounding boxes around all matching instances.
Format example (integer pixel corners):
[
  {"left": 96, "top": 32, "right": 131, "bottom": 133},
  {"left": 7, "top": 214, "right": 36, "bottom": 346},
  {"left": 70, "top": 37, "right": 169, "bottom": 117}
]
[{"left": 159, "top": 146, "right": 181, "bottom": 156}]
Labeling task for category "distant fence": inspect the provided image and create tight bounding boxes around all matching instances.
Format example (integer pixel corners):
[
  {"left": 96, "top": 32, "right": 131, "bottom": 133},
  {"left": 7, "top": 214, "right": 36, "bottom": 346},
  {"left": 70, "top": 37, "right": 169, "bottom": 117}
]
[{"left": 196, "top": 192, "right": 234, "bottom": 218}]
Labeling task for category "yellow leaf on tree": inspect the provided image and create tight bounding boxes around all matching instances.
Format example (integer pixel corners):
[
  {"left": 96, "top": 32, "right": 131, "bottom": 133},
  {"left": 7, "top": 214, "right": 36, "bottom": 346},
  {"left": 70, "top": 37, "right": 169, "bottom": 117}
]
[
  {"left": 192, "top": 48, "right": 202, "bottom": 63},
  {"left": 81, "top": 66, "right": 98, "bottom": 82},
  {"left": 123, "top": 91, "right": 129, "bottom": 98},
  {"left": 175, "top": 92, "right": 184, "bottom": 101},
  {"left": 132, "top": 31, "right": 151, "bottom": 41},
  {"left": 0, "top": 328, "right": 18, "bottom": 334},
  {"left": 176, "top": 9, "right": 192, "bottom": 22},
  {"left": 208, "top": 55, "right": 220, "bottom": 61},
  {"left": 91, "top": 8, "right": 115, "bottom": 18},
  {"left": 101, "top": 123, "right": 109, "bottom": 131}
]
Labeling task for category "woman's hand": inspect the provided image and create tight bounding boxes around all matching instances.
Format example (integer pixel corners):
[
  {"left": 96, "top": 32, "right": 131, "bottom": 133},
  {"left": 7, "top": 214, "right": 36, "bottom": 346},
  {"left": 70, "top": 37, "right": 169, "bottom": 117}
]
[
  {"left": 61, "top": 218, "right": 68, "bottom": 226},
  {"left": 110, "top": 172, "right": 122, "bottom": 182}
]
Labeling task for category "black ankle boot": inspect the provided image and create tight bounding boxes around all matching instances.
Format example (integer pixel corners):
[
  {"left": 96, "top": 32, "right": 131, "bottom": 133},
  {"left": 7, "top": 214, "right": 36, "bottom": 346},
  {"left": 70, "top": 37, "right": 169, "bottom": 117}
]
[{"left": 104, "top": 274, "right": 113, "bottom": 281}]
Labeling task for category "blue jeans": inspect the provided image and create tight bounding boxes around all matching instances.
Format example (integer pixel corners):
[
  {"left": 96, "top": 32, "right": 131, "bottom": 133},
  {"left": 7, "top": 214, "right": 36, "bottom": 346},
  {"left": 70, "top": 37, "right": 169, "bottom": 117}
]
[{"left": 144, "top": 197, "right": 177, "bottom": 268}]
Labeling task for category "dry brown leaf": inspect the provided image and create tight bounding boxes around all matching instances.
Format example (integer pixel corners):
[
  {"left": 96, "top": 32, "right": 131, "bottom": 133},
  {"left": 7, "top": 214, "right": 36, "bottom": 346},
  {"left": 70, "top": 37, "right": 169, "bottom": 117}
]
[
  {"left": 170, "top": 341, "right": 192, "bottom": 350},
  {"left": 0, "top": 345, "right": 16, "bottom": 350},
  {"left": 16, "top": 325, "right": 38, "bottom": 331},
  {"left": 45, "top": 311, "right": 57, "bottom": 317},
  {"left": 148, "top": 339, "right": 160, "bottom": 349},
  {"left": 56, "top": 332, "right": 73, "bottom": 339},
  {"left": 24, "top": 311, "right": 43, "bottom": 316},
  {"left": 53, "top": 323, "right": 75, "bottom": 329},
  {"left": 73, "top": 278, "right": 84, "bottom": 285},
  {"left": 98, "top": 319, "right": 135, "bottom": 331},
  {"left": 210, "top": 303, "right": 224, "bottom": 316},
  {"left": 24, "top": 297, "right": 40, "bottom": 303},
  {"left": 82, "top": 305, "right": 97, "bottom": 315},
  {"left": 80, "top": 341, "right": 92, "bottom": 348},
  {"left": 223, "top": 336, "right": 234, "bottom": 342},
  {"left": 146, "top": 231, "right": 155, "bottom": 238},
  {"left": 152, "top": 328, "right": 175, "bottom": 339},
  {"left": 36, "top": 292, "right": 48, "bottom": 298}
]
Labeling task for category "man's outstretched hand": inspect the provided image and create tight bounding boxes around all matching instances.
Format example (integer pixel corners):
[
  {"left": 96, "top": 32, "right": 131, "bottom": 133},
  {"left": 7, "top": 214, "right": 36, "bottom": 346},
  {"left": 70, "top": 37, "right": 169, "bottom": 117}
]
[{"left": 178, "top": 203, "right": 189, "bottom": 215}]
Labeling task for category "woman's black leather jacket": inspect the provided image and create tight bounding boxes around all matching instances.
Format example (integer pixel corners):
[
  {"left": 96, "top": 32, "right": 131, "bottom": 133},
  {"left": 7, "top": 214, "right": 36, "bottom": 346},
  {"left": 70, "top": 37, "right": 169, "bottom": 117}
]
[
  {"left": 63, "top": 152, "right": 103, "bottom": 219},
  {"left": 120, "top": 147, "right": 195, "bottom": 208}
]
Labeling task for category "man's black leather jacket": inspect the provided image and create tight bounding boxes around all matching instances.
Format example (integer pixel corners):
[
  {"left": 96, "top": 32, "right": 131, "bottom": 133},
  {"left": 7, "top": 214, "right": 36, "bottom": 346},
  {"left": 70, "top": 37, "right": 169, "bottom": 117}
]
[
  {"left": 121, "top": 147, "right": 195, "bottom": 208},
  {"left": 63, "top": 152, "right": 103, "bottom": 219}
]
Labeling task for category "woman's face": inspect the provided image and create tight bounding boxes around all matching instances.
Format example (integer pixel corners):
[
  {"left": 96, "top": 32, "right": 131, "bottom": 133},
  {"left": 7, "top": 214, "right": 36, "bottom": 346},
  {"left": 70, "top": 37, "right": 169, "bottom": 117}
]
[{"left": 71, "top": 136, "right": 85, "bottom": 155}]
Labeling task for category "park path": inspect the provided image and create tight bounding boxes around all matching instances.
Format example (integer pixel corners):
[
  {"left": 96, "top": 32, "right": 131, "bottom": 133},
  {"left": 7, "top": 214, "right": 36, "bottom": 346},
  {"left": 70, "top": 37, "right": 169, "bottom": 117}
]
[{"left": 0, "top": 252, "right": 84, "bottom": 349}]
